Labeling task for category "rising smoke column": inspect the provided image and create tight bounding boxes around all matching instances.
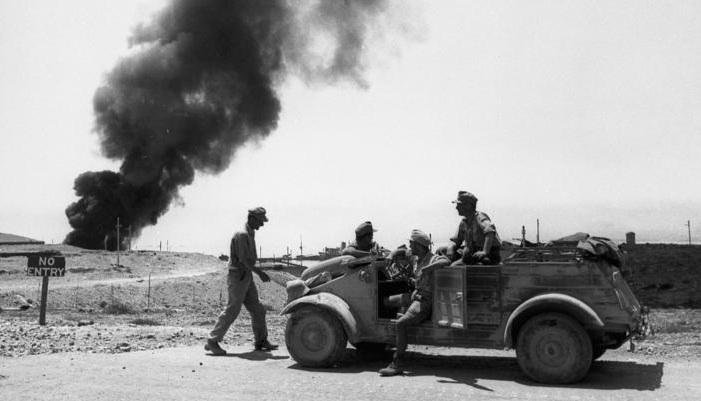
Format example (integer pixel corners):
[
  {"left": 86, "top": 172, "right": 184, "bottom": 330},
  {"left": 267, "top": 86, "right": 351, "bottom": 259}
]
[{"left": 65, "top": 0, "right": 402, "bottom": 250}]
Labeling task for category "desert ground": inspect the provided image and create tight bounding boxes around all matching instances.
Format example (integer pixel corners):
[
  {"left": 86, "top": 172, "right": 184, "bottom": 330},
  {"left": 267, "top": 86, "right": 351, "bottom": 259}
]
[{"left": 1, "top": 243, "right": 700, "bottom": 400}]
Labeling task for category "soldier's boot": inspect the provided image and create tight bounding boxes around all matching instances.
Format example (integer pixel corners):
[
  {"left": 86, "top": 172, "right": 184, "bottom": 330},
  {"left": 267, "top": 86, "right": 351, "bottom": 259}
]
[
  {"left": 254, "top": 339, "right": 279, "bottom": 351},
  {"left": 204, "top": 339, "right": 227, "bottom": 356},
  {"left": 379, "top": 353, "right": 404, "bottom": 377}
]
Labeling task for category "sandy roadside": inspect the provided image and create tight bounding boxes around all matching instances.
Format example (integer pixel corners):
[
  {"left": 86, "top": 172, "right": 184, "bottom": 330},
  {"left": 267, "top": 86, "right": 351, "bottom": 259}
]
[{"left": 1, "top": 345, "right": 699, "bottom": 401}]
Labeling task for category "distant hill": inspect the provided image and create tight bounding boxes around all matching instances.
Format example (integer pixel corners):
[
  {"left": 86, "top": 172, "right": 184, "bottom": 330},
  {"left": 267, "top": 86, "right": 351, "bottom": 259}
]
[{"left": 0, "top": 232, "right": 44, "bottom": 245}]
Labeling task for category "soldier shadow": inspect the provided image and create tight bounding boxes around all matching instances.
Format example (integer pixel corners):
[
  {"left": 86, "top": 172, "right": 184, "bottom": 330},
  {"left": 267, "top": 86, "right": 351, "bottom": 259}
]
[
  {"left": 288, "top": 349, "right": 664, "bottom": 392},
  {"left": 208, "top": 350, "right": 289, "bottom": 361}
]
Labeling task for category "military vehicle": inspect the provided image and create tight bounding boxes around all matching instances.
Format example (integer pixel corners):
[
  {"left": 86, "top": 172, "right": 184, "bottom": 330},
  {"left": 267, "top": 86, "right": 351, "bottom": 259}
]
[{"left": 281, "top": 242, "right": 642, "bottom": 384}]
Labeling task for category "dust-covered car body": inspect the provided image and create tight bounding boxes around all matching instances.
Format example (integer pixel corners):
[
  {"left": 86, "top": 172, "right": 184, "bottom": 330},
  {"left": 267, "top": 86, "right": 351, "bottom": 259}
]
[{"left": 281, "top": 245, "right": 642, "bottom": 384}]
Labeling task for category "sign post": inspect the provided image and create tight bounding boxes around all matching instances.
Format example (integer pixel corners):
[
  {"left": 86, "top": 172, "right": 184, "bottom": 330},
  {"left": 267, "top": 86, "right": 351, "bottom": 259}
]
[
  {"left": 39, "top": 275, "right": 49, "bottom": 325},
  {"left": 26, "top": 254, "right": 66, "bottom": 325}
]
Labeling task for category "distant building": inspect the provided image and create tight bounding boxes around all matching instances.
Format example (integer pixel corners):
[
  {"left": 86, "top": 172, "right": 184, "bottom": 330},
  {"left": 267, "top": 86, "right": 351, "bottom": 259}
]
[
  {"left": 626, "top": 232, "right": 636, "bottom": 246},
  {"left": 319, "top": 246, "right": 342, "bottom": 260},
  {"left": 319, "top": 243, "right": 347, "bottom": 260}
]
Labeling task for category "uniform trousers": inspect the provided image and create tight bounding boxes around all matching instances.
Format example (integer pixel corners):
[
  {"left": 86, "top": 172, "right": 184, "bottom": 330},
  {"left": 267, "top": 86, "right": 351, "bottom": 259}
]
[
  {"left": 209, "top": 269, "right": 268, "bottom": 343},
  {"left": 395, "top": 298, "right": 432, "bottom": 356}
]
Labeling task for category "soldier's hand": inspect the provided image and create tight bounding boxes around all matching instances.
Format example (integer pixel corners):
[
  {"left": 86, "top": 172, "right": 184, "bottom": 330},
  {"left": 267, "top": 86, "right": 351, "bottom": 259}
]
[
  {"left": 257, "top": 270, "right": 271, "bottom": 282},
  {"left": 472, "top": 250, "right": 487, "bottom": 261}
]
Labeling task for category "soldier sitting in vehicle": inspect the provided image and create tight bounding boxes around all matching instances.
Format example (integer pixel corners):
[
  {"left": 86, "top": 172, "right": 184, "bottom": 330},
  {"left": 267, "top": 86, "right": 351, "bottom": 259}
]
[
  {"left": 379, "top": 229, "right": 450, "bottom": 377},
  {"left": 445, "top": 190, "right": 502, "bottom": 265},
  {"left": 341, "top": 221, "right": 388, "bottom": 258}
]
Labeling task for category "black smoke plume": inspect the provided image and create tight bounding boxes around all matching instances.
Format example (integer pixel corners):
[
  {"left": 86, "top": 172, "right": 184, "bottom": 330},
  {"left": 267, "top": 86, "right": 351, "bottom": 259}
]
[{"left": 65, "top": 0, "right": 401, "bottom": 250}]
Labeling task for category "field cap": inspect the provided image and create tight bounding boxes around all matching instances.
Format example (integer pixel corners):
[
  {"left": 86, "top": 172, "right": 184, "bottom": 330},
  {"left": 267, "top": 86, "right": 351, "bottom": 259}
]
[
  {"left": 355, "top": 221, "right": 377, "bottom": 237},
  {"left": 409, "top": 229, "right": 431, "bottom": 248},
  {"left": 248, "top": 206, "right": 268, "bottom": 222},
  {"left": 452, "top": 190, "right": 478, "bottom": 205}
]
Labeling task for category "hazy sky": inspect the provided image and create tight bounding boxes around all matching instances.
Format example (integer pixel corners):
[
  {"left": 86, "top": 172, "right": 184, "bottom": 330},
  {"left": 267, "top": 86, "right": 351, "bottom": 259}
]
[{"left": 2, "top": 0, "right": 700, "bottom": 257}]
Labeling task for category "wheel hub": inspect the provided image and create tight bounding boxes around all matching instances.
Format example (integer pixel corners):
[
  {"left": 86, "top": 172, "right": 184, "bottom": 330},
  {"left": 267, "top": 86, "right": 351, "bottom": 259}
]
[
  {"left": 537, "top": 333, "right": 572, "bottom": 368},
  {"left": 300, "top": 322, "right": 327, "bottom": 352}
]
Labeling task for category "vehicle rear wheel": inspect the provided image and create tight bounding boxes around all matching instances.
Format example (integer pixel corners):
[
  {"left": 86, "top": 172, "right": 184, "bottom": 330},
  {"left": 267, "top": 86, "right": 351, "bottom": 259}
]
[
  {"left": 285, "top": 306, "right": 347, "bottom": 368},
  {"left": 516, "top": 312, "right": 593, "bottom": 384}
]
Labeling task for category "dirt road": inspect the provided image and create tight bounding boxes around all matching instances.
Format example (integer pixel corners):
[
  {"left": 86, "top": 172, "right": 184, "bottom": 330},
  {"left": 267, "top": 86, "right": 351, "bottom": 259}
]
[{"left": 1, "top": 345, "right": 697, "bottom": 401}]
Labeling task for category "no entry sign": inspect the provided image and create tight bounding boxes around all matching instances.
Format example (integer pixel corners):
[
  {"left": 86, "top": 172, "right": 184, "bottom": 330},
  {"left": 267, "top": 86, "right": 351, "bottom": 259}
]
[
  {"left": 23, "top": 254, "right": 67, "bottom": 325},
  {"left": 27, "top": 255, "right": 66, "bottom": 277}
]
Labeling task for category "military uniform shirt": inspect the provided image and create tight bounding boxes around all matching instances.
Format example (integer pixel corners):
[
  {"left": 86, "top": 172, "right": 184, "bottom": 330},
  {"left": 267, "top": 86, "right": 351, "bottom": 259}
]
[
  {"left": 341, "top": 240, "right": 382, "bottom": 256},
  {"left": 451, "top": 211, "right": 502, "bottom": 251},
  {"left": 228, "top": 223, "right": 257, "bottom": 271},
  {"left": 413, "top": 252, "right": 450, "bottom": 302}
]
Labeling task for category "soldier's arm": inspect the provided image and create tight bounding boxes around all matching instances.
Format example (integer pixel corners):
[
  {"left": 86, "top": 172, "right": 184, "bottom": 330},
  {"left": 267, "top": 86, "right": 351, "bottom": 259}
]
[
  {"left": 341, "top": 246, "right": 372, "bottom": 258},
  {"left": 420, "top": 256, "right": 450, "bottom": 274},
  {"left": 482, "top": 232, "right": 495, "bottom": 253}
]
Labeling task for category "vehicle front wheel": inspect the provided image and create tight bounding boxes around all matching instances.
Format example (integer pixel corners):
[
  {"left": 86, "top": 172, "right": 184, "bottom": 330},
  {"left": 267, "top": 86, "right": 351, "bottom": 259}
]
[
  {"left": 516, "top": 312, "right": 593, "bottom": 384},
  {"left": 285, "top": 306, "right": 347, "bottom": 368}
]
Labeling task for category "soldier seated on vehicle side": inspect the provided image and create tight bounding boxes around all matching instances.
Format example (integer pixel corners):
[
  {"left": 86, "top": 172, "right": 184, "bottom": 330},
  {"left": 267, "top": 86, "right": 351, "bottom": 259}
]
[
  {"left": 341, "top": 221, "right": 389, "bottom": 258},
  {"left": 440, "top": 190, "right": 502, "bottom": 265},
  {"left": 379, "top": 229, "right": 450, "bottom": 377}
]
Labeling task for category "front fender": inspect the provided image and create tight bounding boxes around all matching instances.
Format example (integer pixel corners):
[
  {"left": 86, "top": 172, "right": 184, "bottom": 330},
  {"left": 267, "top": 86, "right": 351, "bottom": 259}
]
[
  {"left": 504, "top": 293, "right": 604, "bottom": 349},
  {"left": 280, "top": 292, "right": 359, "bottom": 343}
]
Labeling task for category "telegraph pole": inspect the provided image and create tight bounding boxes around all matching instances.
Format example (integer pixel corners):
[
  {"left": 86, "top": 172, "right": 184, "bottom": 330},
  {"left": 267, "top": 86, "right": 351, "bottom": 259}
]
[
  {"left": 521, "top": 226, "right": 526, "bottom": 247},
  {"left": 537, "top": 219, "right": 540, "bottom": 246},
  {"left": 299, "top": 235, "right": 303, "bottom": 266},
  {"left": 116, "top": 217, "right": 122, "bottom": 266},
  {"left": 687, "top": 220, "right": 692, "bottom": 245}
]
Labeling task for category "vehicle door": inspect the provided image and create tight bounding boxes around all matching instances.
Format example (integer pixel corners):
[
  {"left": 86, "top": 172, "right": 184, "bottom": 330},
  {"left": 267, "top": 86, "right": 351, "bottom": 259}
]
[{"left": 433, "top": 265, "right": 502, "bottom": 346}]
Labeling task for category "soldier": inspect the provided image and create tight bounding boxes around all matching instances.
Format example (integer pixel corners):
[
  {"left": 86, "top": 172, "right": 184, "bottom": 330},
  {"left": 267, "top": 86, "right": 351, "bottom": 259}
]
[
  {"left": 447, "top": 191, "right": 502, "bottom": 265},
  {"left": 205, "top": 207, "right": 278, "bottom": 356},
  {"left": 379, "top": 229, "right": 450, "bottom": 376},
  {"left": 341, "top": 221, "right": 387, "bottom": 258}
]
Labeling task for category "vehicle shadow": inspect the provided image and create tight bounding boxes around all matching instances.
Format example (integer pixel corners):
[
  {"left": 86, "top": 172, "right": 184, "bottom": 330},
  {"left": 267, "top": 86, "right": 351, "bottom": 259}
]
[
  {"left": 288, "top": 349, "right": 663, "bottom": 391},
  {"left": 207, "top": 351, "right": 290, "bottom": 361}
]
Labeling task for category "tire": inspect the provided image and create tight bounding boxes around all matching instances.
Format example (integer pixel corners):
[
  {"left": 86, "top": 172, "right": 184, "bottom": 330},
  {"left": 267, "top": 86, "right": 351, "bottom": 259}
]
[
  {"left": 516, "top": 312, "right": 593, "bottom": 384},
  {"left": 285, "top": 306, "right": 347, "bottom": 368}
]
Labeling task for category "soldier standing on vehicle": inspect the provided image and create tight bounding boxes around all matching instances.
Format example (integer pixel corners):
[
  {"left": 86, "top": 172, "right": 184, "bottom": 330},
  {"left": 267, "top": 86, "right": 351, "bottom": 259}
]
[
  {"left": 205, "top": 207, "right": 278, "bottom": 356},
  {"left": 446, "top": 191, "right": 502, "bottom": 265},
  {"left": 341, "top": 221, "right": 387, "bottom": 258},
  {"left": 379, "top": 229, "right": 450, "bottom": 377}
]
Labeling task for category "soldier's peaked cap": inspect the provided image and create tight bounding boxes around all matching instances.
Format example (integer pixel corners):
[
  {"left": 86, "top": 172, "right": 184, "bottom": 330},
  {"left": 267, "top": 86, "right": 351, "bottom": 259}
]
[
  {"left": 452, "top": 191, "right": 478, "bottom": 205},
  {"left": 248, "top": 207, "right": 268, "bottom": 222},
  {"left": 355, "top": 221, "right": 377, "bottom": 237},
  {"left": 409, "top": 229, "right": 431, "bottom": 248}
]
